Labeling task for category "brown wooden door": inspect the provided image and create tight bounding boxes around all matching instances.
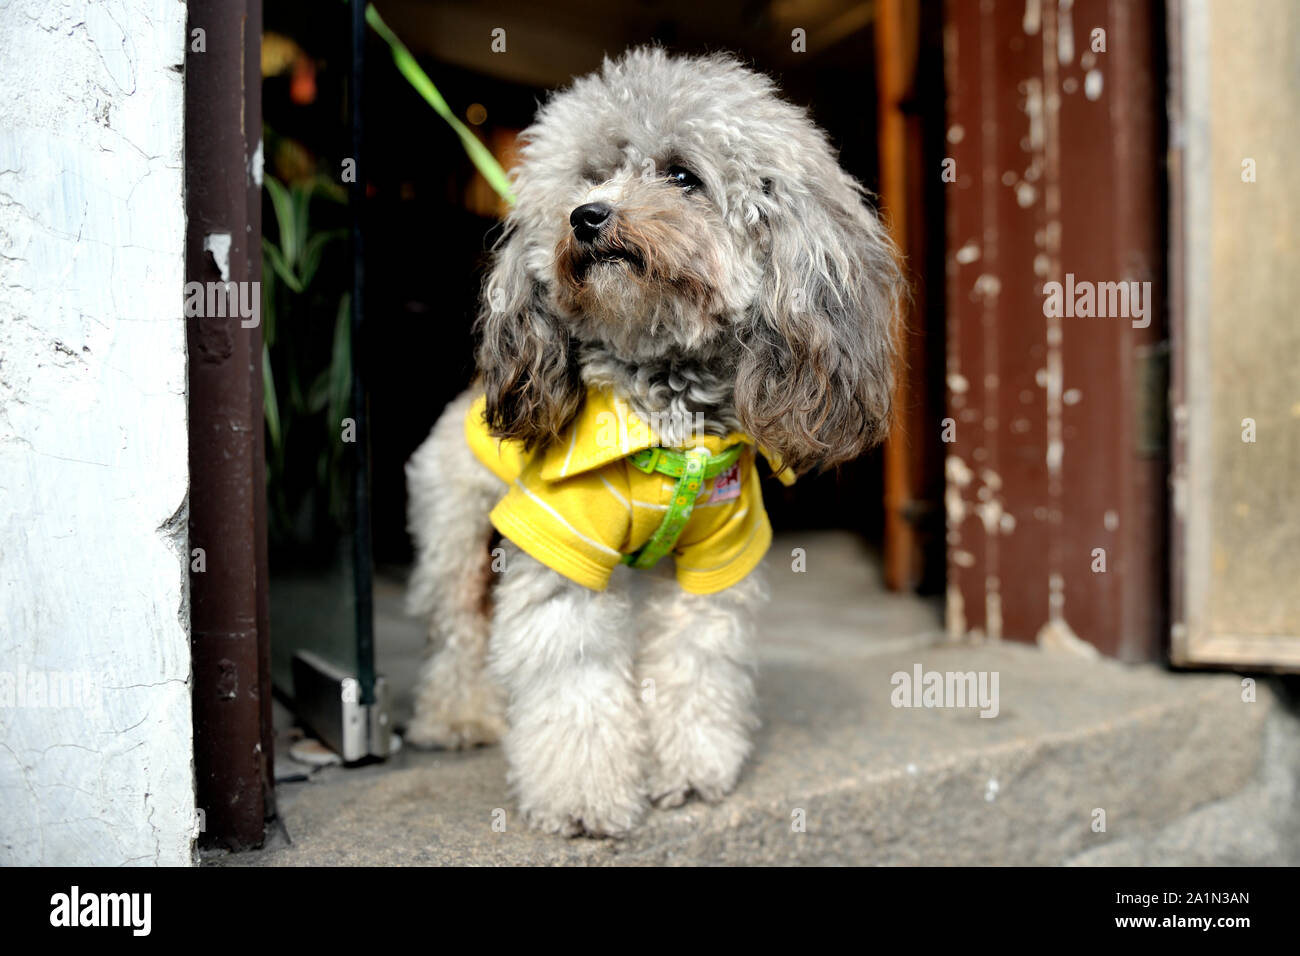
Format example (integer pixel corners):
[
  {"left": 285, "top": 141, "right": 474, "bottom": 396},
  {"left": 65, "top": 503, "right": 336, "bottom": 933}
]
[{"left": 940, "top": 0, "right": 1167, "bottom": 660}]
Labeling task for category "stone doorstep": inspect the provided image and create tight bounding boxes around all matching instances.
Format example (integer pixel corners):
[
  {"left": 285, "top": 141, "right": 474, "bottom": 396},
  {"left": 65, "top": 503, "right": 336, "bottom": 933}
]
[{"left": 208, "top": 641, "right": 1285, "bottom": 866}]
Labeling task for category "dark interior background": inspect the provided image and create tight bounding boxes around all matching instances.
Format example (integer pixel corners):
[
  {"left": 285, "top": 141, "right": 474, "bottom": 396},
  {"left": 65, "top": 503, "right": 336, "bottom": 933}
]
[{"left": 264, "top": 0, "right": 894, "bottom": 571}]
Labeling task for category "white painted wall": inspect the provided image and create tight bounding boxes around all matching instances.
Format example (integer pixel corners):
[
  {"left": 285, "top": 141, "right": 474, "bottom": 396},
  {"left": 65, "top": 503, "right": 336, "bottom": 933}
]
[{"left": 0, "top": 1, "right": 194, "bottom": 864}]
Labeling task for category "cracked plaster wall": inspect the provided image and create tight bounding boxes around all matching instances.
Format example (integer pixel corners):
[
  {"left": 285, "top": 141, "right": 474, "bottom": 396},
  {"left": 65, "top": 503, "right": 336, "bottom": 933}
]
[{"left": 0, "top": 0, "right": 194, "bottom": 865}]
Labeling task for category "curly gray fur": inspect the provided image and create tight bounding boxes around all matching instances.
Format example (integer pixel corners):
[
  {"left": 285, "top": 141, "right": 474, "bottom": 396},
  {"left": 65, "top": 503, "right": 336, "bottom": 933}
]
[
  {"left": 474, "top": 46, "right": 901, "bottom": 471},
  {"left": 411, "top": 47, "right": 904, "bottom": 836}
]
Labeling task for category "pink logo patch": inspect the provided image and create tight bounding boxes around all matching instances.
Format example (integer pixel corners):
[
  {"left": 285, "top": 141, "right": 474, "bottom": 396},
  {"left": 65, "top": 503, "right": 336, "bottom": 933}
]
[{"left": 707, "top": 463, "right": 741, "bottom": 504}]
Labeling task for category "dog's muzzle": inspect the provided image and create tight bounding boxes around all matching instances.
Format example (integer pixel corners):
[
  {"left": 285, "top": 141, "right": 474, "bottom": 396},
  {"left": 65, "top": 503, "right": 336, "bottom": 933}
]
[{"left": 570, "top": 202, "right": 612, "bottom": 243}]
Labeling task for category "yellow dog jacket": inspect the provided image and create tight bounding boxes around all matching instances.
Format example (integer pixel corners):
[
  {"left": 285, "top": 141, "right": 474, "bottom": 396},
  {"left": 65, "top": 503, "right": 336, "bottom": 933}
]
[{"left": 465, "top": 389, "right": 793, "bottom": 594}]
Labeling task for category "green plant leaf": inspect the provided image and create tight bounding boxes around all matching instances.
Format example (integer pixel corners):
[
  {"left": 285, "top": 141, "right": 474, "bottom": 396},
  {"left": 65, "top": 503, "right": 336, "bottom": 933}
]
[
  {"left": 364, "top": 3, "right": 516, "bottom": 205},
  {"left": 306, "top": 369, "right": 331, "bottom": 414},
  {"left": 262, "top": 343, "right": 282, "bottom": 456},
  {"left": 264, "top": 175, "right": 297, "bottom": 263},
  {"left": 261, "top": 266, "right": 277, "bottom": 347},
  {"left": 300, "top": 228, "right": 348, "bottom": 290},
  {"left": 290, "top": 181, "right": 312, "bottom": 268},
  {"left": 327, "top": 291, "right": 353, "bottom": 433},
  {"left": 262, "top": 237, "right": 304, "bottom": 293},
  {"left": 310, "top": 174, "right": 348, "bottom": 205}
]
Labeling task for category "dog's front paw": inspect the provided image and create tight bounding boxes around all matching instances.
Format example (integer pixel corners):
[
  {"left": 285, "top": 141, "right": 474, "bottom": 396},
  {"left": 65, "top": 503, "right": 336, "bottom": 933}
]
[
  {"left": 522, "top": 804, "right": 642, "bottom": 839},
  {"left": 647, "top": 767, "right": 739, "bottom": 810},
  {"left": 517, "top": 783, "right": 647, "bottom": 838},
  {"left": 513, "top": 760, "right": 648, "bottom": 838},
  {"left": 646, "top": 712, "right": 754, "bottom": 810},
  {"left": 506, "top": 715, "right": 648, "bottom": 838}
]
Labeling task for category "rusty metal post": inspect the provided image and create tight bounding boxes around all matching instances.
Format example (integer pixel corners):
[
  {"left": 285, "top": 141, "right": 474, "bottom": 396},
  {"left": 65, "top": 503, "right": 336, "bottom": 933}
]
[
  {"left": 186, "top": 0, "right": 274, "bottom": 849},
  {"left": 248, "top": 0, "right": 275, "bottom": 829}
]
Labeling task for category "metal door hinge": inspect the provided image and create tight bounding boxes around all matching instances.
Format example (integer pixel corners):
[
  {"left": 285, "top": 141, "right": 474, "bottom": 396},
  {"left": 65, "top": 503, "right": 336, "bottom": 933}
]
[{"left": 291, "top": 650, "right": 392, "bottom": 762}]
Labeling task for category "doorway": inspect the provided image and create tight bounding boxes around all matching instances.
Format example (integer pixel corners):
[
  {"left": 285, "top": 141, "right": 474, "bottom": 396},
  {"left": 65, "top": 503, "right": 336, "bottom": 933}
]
[{"left": 253, "top": 0, "right": 952, "bottom": 775}]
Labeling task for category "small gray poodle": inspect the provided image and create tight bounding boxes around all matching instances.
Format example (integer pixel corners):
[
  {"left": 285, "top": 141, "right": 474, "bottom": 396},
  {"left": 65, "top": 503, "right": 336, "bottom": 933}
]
[{"left": 405, "top": 47, "right": 900, "bottom": 837}]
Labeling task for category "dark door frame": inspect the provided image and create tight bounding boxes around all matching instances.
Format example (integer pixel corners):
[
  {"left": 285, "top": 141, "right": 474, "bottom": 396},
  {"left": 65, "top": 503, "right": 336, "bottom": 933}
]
[{"left": 185, "top": 0, "right": 275, "bottom": 850}]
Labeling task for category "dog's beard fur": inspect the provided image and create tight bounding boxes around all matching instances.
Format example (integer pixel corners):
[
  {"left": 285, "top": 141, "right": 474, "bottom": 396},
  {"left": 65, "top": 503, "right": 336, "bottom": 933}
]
[{"left": 552, "top": 179, "right": 735, "bottom": 358}]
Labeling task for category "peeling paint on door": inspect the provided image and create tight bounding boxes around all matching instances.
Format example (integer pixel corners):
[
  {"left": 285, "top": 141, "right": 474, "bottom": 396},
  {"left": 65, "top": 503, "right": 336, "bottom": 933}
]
[{"left": 944, "top": 0, "right": 1166, "bottom": 659}]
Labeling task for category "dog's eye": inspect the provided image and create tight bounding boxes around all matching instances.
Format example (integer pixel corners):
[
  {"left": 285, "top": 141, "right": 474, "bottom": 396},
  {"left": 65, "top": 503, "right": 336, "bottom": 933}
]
[{"left": 665, "top": 165, "right": 702, "bottom": 192}]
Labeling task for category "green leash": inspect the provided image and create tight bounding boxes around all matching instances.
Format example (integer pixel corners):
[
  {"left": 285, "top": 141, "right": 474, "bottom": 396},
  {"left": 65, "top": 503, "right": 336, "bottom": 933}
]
[{"left": 621, "top": 444, "right": 743, "bottom": 569}]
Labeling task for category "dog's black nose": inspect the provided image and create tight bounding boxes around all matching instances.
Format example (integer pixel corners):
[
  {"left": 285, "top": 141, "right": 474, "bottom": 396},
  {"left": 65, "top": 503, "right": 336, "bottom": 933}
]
[{"left": 570, "top": 202, "right": 612, "bottom": 242}]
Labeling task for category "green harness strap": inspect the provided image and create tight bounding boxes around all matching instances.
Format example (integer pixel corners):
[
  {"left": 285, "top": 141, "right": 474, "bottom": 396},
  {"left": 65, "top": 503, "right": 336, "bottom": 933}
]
[{"left": 621, "top": 444, "right": 744, "bottom": 569}]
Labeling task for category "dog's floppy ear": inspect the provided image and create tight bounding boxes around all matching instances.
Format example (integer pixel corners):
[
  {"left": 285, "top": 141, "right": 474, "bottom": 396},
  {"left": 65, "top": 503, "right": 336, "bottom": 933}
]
[
  {"left": 736, "top": 165, "right": 902, "bottom": 476},
  {"left": 473, "top": 221, "right": 583, "bottom": 448}
]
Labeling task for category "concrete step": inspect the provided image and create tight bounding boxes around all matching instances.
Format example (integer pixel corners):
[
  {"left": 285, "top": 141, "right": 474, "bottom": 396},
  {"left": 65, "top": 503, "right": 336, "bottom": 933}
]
[
  {"left": 209, "top": 533, "right": 1297, "bottom": 866},
  {"left": 1067, "top": 696, "right": 1300, "bottom": 866},
  {"left": 210, "top": 633, "right": 1296, "bottom": 866}
]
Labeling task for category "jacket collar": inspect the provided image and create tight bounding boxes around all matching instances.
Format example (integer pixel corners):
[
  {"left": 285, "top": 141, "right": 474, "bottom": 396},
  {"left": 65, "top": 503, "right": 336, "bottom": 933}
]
[{"left": 538, "top": 389, "right": 753, "bottom": 481}]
